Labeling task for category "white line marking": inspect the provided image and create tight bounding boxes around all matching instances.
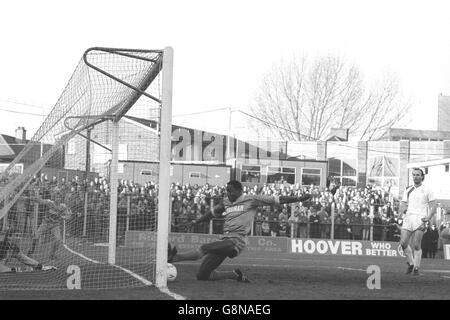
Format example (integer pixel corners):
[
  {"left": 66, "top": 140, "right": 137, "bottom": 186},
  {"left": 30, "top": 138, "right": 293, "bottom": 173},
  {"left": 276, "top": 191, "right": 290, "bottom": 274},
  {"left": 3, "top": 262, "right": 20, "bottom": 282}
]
[
  {"left": 63, "top": 244, "right": 186, "bottom": 300},
  {"left": 337, "top": 267, "right": 366, "bottom": 272},
  {"left": 63, "top": 244, "right": 102, "bottom": 264},
  {"left": 159, "top": 287, "right": 186, "bottom": 300},
  {"left": 180, "top": 259, "right": 450, "bottom": 275},
  {"left": 422, "top": 269, "right": 450, "bottom": 274},
  {"left": 441, "top": 276, "right": 450, "bottom": 279}
]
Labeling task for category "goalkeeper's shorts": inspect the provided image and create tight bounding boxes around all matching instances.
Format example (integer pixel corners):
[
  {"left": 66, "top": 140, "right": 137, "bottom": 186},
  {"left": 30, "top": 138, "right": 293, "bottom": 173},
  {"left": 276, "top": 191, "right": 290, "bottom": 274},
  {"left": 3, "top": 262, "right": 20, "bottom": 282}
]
[{"left": 200, "top": 235, "right": 247, "bottom": 259}]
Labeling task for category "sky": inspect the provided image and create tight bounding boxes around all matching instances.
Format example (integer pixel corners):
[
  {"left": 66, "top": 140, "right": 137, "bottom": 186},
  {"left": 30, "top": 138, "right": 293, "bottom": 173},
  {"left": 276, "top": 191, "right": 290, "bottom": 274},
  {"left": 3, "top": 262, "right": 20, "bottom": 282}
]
[{"left": 0, "top": 0, "right": 449, "bottom": 140}]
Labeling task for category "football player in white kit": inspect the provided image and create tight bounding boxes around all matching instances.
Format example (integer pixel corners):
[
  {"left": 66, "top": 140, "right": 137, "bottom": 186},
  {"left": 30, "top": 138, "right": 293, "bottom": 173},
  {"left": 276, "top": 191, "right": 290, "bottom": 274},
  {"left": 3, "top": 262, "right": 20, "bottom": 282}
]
[{"left": 399, "top": 168, "right": 437, "bottom": 275}]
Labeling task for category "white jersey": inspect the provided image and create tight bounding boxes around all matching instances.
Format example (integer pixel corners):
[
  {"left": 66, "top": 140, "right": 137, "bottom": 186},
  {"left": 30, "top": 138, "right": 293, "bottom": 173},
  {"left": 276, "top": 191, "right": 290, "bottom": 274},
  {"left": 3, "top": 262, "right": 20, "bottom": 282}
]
[{"left": 402, "top": 184, "right": 435, "bottom": 217}]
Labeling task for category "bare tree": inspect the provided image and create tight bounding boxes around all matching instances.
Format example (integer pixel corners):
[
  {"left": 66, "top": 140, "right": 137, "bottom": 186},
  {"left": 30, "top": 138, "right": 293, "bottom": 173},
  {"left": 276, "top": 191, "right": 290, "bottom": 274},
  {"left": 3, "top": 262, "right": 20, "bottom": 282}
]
[{"left": 250, "top": 54, "right": 411, "bottom": 141}]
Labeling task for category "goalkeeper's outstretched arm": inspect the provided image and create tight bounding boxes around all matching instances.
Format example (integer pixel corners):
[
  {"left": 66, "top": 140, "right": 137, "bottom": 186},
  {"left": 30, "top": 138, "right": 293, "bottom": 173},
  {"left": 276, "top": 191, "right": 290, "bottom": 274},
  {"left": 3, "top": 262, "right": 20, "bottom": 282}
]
[{"left": 193, "top": 203, "right": 225, "bottom": 225}]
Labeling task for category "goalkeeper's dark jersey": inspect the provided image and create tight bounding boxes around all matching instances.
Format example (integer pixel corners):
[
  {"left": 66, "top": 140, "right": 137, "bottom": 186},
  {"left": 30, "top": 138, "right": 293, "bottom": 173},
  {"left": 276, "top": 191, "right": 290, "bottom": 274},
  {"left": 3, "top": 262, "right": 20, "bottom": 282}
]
[{"left": 221, "top": 195, "right": 279, "bottom": 237}]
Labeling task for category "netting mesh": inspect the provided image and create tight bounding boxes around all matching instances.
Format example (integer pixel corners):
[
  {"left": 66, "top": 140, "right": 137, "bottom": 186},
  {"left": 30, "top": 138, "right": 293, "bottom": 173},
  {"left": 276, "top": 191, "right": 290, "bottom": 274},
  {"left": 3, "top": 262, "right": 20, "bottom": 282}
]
[{"left": 0, "top": 48, "right": 166, "bottom": 289}]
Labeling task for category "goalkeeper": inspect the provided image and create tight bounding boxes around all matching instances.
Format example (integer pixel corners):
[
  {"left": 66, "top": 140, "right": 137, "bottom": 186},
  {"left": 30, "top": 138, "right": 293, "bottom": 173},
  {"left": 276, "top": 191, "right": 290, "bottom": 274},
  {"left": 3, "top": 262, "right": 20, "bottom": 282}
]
[
  {"left": 168, "top": 180, "right": 311, "bottom": 282},
  {"left": 0, "top": 227, "right": 55, "bottom": 273},
  {"left": 27, "top": 196, "right": 72, "bottom": 260}
]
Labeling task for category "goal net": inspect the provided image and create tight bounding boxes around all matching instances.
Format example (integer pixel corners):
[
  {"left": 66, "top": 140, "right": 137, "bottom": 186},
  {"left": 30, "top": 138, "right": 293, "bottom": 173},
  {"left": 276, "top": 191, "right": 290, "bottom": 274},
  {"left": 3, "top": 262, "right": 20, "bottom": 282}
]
[{"left": 0, "top": 47, "right": 173, "bottom": 290}]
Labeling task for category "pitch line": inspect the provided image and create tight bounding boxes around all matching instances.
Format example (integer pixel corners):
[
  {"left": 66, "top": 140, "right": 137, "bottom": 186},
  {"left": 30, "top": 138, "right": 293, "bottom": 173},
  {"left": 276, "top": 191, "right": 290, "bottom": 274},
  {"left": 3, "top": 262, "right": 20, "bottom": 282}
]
[
  {"left": 421, "top": 269, "right": 450, "bottom": 274},
  {"left": 63, "top": 244, "right": 102, "bottom": 264},
  {"left": 63, "top": 244, "right": 186, "bottom": 300},
  {"left": 337, "top": 267, "right": 366, "bottom": 272}
]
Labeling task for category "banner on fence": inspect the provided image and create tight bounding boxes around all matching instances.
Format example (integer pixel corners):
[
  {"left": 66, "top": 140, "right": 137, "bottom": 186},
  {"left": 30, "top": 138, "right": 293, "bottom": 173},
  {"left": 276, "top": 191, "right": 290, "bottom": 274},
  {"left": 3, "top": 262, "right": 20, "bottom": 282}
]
[
  {"left": 290, "top": 239, "right": 404, "bottom": 258},
  {"left": 125, "top": 231, "right": 403, "bottom": 258}
]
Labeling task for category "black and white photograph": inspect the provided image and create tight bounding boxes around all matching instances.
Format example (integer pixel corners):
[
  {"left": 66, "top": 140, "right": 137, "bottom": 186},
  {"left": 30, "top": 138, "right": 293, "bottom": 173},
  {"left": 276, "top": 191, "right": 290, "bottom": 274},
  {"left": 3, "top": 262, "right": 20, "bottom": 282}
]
[{"left": 0, "top": 0, "right": 449, "bottom": 307}]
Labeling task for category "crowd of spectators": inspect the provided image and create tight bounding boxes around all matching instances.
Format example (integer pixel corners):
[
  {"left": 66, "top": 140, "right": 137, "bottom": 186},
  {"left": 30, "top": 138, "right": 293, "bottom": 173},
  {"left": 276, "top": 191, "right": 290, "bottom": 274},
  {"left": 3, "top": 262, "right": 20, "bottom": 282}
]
[
  {"left": 4, "top": 174, "right": 448, "bottom": 246},
  {"left": 7, "top": 174, "right": 160, "bottom": 243},
  {"left": 170, "top": 179, "right": 406, "bottom": 241}
]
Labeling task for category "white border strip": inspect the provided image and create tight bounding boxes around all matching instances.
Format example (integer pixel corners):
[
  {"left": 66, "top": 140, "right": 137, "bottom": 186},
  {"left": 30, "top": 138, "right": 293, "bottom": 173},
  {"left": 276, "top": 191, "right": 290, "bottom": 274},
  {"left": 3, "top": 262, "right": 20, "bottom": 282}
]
[
  {"left": 63, "top": 244, "right": 186, "bottom": 300},
  {"left": 158, "top": 287, "right": 187, "bottom": 300},
  {"left": 63, "top": 244, "right": 102, "bottom": 264},
  {"left": 337, "top": 267, "right": 366, "bottom": 272}
]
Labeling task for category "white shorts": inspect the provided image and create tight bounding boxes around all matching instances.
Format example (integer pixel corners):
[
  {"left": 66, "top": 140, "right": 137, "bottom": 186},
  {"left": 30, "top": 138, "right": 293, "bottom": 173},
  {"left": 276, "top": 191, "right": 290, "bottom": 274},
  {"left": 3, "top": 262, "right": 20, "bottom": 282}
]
[{"left": 402, "top": 215, "right": 425, "bottom": 232}]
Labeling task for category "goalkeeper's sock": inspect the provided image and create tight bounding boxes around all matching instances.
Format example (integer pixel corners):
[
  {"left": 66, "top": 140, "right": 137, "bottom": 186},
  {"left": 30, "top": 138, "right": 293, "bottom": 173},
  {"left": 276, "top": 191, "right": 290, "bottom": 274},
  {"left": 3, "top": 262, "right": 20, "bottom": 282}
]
[{"left": 403, "top": 246, "right": 414, "bottom": 265}]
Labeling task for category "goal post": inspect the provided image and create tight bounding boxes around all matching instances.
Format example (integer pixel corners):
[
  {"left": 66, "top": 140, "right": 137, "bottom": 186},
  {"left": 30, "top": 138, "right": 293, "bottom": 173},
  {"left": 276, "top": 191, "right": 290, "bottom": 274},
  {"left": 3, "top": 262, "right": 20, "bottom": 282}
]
[
  {"left": 108, "top": 120, "right": 120, "bottom": 265},
  {"left": 0, "top": 46, "right": 174, "bottom": 290},
  {"left": 155, "top": 46, "right": 174, "bottom": 288}
]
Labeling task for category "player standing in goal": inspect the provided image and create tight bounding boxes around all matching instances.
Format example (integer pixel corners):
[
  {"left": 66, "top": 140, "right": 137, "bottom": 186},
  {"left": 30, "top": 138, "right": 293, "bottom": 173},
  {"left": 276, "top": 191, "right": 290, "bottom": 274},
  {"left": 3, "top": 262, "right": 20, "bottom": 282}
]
[
  {"left": 27, "top": 196, "right": 72, "bottom": 261},
  {"left": 0, "top": 227, "right": 55, "bottom": 273},
  {"left": 399, "top": 168, "right": 437, "bottom": 276},
  {"left": 168, "top": 180, "right": 311, "bottom": 282}
]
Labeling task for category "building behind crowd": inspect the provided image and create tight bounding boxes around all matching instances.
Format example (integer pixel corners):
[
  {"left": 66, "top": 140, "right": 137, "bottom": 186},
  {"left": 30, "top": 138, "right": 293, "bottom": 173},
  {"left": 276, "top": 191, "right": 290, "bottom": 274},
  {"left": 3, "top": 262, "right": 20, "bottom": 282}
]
[
  {"left": 438, "top": 94, "right": 450, "bottom": 131},
  {"left": 406, "top": 158, "right": 450, "bottom": 208},
  {"left": 0, "top": 95, "right": 449, "bottom": 204},
  {"left": 61, "top": 114, "right": 449, "bottom": 202}
]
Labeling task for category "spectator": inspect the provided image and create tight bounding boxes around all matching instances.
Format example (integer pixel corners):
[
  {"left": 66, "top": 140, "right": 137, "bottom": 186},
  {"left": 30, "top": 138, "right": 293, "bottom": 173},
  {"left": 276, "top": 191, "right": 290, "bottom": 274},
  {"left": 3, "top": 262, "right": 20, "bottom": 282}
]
[
  {"left": 317, "top": 206, "right": 328, "bottom": 238},
  {"left": 289, "top": 208, "right": 300, "bottom": 238},
  {"left": 298, "top": 212, "right": 309, "bottom": 238},
  {"left": 261, "top": 217, "right": 271, "bottom": 236},
  {"left": 343, "top": 218, "right": 353, "bottom": 239},
  {"left": 421, "top": 225, "right": 432, "bottom": 258},
  {"left": 278, "top": 218, "right": 288, "bottom": 237},
  {"left": 270, "top": 217, "right": 279, "bottom": 237},
  {"left": 278, "top": 207, "right": 288, "bottom": 222},
  {"left": 16, "top": 173, "right": 407, "bottom": 243},
  {"left": 372, "top": 213, "right": 383, "bottom": 241},
  {"left": 386, "top": 215, "right": 398, "bottom": 241},
  {"left": 254, "top": 211, "right": 264, "bottom": 236},
  {"left": 429, "top": 224, "right": 439, "bottom": 258},
  {"left": 351, "top": 213, "right": 363, "bottom": 240},
  {"left": 383, "top": 202, "right": 394, "bottom": 218},
  {"left": 334, "top": 213, "right": 345, "bottom": 239},
  {"left": 362, "top": 212, "right": 371, "bottom": 240},
  {"left": 380, "top": 214, "right": 389, "bottom": 241},
  {"left": 309, "top": 208, "right": 320, "bottom": 239}
]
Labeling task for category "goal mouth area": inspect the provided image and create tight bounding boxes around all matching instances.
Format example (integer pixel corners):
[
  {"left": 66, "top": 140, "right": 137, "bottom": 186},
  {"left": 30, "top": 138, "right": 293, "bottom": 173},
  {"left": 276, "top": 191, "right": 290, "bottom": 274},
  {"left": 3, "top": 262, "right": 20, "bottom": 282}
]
[
  {"left": 0, "top": 263, "right": 155, "bottom": 290},
  {"left": 0, "top": 46, "right": 174, "bottom": 291}
]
